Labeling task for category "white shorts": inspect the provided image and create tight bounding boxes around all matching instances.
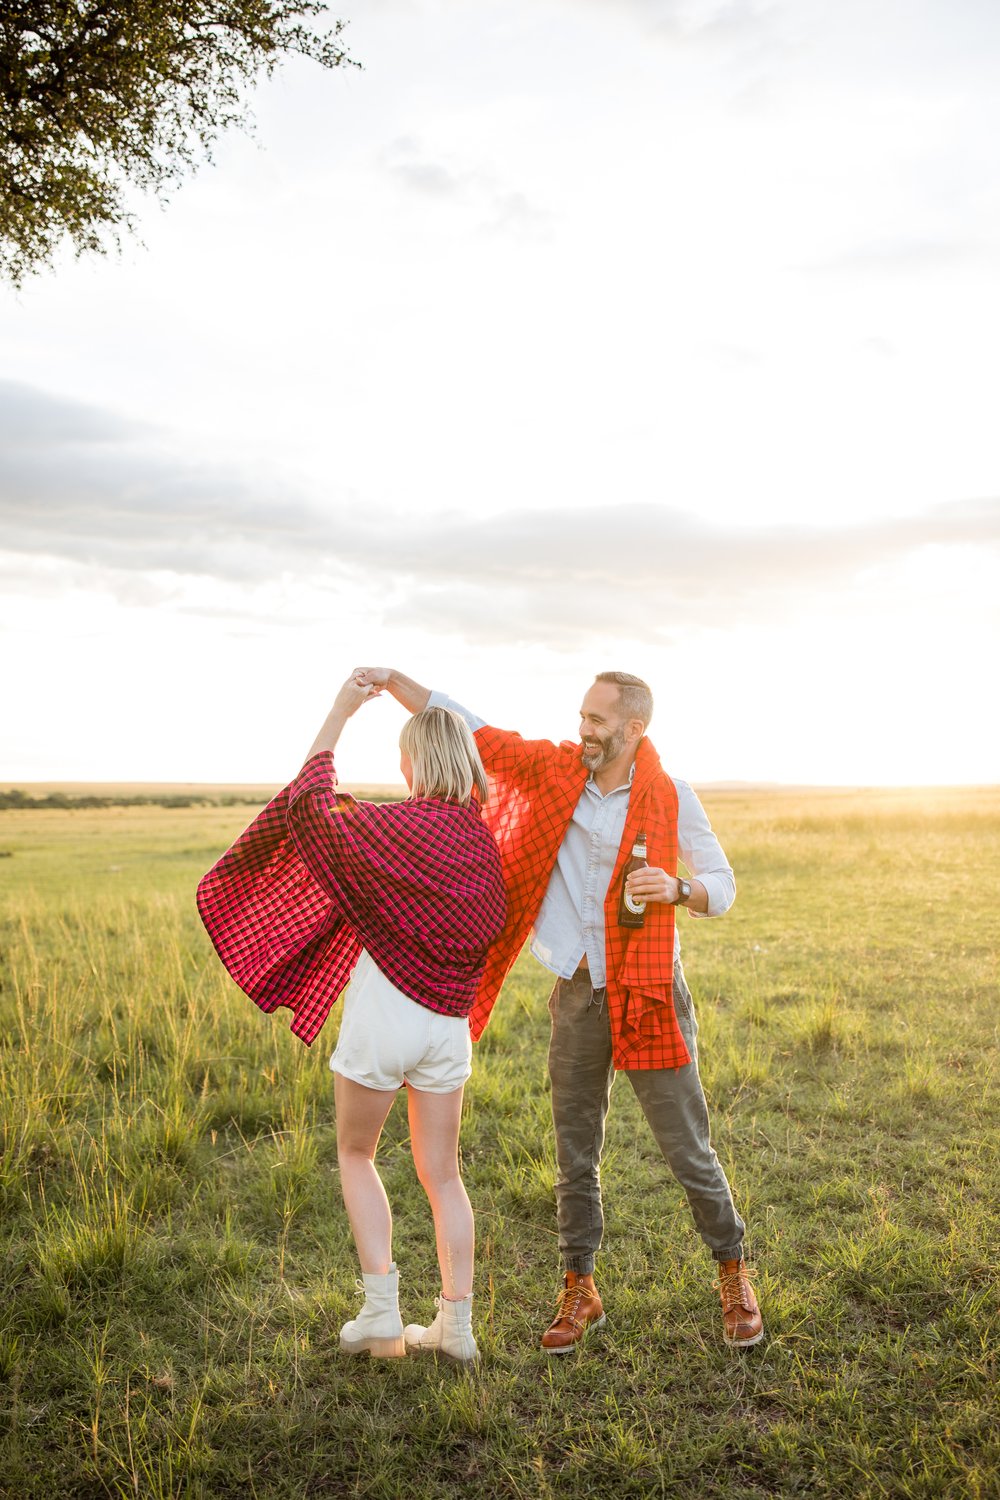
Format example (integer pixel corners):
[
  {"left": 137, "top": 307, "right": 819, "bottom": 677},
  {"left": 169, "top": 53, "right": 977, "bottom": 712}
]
[{"left": 330, "top": 949, "right": 472, "bottom": 1095}]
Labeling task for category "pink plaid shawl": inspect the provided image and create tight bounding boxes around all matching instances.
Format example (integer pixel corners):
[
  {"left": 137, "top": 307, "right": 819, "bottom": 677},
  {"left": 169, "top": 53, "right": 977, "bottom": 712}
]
[{"left": 196, "top": 752, "right": 507, "bottom": 1044}]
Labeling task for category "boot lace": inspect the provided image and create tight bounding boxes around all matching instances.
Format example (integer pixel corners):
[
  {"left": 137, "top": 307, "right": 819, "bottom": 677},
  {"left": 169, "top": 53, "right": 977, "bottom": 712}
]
[
  {"left": 716, "top": 1263, "right": 757, "bottom": 1314},
  {"left": 553, "top": 1281, "right": 596, "bottom": 1332}
]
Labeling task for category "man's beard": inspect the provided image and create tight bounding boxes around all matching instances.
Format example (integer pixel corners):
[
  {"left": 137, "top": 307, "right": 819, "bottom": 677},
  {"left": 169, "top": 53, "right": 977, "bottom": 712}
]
[{"left": 581, "top": 723, "right": 626, "bottom": 771}]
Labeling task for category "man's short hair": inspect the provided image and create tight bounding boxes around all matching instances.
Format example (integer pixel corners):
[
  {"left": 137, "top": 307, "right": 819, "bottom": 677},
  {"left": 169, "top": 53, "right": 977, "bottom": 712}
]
[{"left": 595, "top": 671, "right": 654, "bottom": 730}]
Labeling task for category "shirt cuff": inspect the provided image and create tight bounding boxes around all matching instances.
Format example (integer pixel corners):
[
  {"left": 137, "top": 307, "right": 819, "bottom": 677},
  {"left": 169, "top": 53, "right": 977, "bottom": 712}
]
[{"left": 687, "top": 871, "right": 734, "bottom": 919}]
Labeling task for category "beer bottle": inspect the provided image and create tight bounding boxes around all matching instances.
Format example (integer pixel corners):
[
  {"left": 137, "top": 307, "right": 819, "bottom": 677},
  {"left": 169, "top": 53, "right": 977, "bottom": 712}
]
[{"left": 618, "top": 831, "right": 648, "bottom": 929}]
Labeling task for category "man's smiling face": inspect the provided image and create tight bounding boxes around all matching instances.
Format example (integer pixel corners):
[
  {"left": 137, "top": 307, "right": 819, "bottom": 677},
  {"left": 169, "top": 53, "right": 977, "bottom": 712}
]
[{"left": 578, "top": 681, "right": 629, "bottom": 772}]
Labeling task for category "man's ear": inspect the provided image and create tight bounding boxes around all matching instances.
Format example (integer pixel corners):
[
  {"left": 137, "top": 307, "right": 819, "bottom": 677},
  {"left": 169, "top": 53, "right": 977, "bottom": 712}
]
[{"left": 627, "top": 718, "right": 645, "bottom": 744}]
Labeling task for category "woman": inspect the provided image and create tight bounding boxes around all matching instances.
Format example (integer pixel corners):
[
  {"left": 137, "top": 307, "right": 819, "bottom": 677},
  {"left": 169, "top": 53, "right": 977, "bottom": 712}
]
[{"left": 197, "top": 672, "right": 506, "bottom": 1365}]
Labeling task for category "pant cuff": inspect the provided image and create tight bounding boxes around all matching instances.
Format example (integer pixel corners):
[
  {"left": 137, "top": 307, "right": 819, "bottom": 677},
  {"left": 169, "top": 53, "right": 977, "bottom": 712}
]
[
  {"left": 563, "top": 1255, "right": 596, "bottom": 1275},
  {"left": 712, "top": 1244, "right": 745, "bottom": 1262}
]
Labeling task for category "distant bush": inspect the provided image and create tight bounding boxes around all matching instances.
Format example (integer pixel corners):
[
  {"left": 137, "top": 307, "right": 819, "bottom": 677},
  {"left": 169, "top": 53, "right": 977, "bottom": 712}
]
[
  {"left": 0, "top": 788, "right": 405, "bottom": 811},
  {"left": 0, "top": 789, "right": 222, "bottom": 811}
]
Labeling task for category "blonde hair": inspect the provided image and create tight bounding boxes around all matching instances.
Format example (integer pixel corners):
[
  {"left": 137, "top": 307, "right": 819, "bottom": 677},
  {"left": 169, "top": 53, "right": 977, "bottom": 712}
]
[{"left": 399, "top": 707, "right": 489, "bottom": 806}]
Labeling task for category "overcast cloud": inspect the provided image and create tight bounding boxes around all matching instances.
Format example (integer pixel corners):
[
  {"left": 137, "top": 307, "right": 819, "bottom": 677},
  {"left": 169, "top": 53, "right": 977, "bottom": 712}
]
[
  {"left": 4, "top": 379, "right": 997, "bottom": 648},
  {"left": 3, "top": 0, "right": 999, "bottom": 782}
]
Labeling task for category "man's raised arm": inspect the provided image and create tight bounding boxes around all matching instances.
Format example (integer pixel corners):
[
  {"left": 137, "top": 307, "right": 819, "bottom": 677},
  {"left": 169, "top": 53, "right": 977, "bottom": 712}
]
[
  {"left": 354, "top": 667, "right": 431, "bottom": 715},
  {"left": 355, "top": 668, "right": 491, "bottom": 735}
]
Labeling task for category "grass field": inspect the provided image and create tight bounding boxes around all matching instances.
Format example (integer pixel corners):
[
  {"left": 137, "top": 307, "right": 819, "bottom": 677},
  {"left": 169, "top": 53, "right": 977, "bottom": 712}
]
[{"left": 1, "top": 786, "right": 997, "bottom": 1499}]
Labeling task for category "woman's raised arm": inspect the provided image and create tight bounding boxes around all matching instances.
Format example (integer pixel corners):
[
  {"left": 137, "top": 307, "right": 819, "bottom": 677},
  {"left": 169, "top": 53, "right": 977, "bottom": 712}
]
[{"left": 305, "top": 674, "right": 377, "bottom": 761}]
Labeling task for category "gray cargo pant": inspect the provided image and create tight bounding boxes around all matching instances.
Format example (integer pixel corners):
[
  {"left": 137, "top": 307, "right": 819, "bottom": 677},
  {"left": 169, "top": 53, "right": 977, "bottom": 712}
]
[{"left": 547, "top": 963, "right": 745, "bottom": 1273}]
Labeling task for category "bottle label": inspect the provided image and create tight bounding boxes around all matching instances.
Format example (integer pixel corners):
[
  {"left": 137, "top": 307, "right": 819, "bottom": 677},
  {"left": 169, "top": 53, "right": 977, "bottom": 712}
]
[{"left": 623, "top": 889, "right": 646, "bottom": 916}]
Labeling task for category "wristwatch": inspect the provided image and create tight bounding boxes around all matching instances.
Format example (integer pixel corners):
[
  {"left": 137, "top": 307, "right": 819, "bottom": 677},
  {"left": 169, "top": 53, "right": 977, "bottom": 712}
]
[{"left": 671, "top": 878, "right": 692, "bottom": 907}]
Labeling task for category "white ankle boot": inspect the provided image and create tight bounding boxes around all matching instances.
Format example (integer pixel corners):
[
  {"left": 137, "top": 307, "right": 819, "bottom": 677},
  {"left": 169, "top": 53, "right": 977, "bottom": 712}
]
[
  {"left": 404, "top": 1294, "right": 478, "bottom": 1365},
  {"left": 339, "top": 1263, "right": 405, "bottom": 1358}
]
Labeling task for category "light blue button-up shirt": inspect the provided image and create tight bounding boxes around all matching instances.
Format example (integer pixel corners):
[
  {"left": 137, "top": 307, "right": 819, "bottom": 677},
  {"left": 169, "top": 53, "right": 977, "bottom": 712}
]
[
  {"left": 532, "top": 768, "right": 634, "bottom": 985},
  {"left": 428, "top": 691, "right": 736, "bottom": 983}
]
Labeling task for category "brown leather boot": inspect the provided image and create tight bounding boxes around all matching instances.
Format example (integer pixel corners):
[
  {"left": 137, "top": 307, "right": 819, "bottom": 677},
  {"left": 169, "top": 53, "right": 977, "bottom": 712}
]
[
  {"left": 540, "top": 1271, "right": 606, "bottom": 1355},
  {"left": 717, "top": 1259, "right": 764, "bottom": 1348}
]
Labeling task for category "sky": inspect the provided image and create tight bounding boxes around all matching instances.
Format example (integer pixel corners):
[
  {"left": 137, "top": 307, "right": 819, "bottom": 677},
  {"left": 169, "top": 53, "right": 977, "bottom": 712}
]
[{"left": 2, "top": 0, "right": 999, "bottom": 788}]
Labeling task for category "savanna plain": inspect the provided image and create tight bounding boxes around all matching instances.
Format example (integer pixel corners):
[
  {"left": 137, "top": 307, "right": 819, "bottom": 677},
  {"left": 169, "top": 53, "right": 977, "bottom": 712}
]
[{"left": 0, "top": 784, "right": 997, "bottom": 1499}]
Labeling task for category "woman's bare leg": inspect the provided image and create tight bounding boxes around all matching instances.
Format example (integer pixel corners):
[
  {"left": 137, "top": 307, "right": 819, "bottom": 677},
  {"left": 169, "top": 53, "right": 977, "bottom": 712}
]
[
  {"left": 407, "top": 1084, "right": 473, "bottom": 1299},
  {"left": 334, "top": 1073, "right": 399, "bottom": 1273}
]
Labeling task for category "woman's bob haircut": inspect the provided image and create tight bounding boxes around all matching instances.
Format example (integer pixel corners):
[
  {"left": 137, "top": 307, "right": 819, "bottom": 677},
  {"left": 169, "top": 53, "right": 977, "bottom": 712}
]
[{"left": 399, "top": 706, "right": 489, "bottom": 806}]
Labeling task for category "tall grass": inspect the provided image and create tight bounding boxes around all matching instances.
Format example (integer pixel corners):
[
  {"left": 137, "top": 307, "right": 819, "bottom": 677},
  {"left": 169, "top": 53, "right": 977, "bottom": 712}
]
[{"left": 0, "top": 788, "right": 998, "bottom": 1497}]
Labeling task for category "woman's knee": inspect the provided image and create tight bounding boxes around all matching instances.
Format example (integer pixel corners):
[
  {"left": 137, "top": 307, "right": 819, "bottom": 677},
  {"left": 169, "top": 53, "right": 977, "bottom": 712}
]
[
  {"left": 337, "top": 1137, "right": 377, "bottom": 1167},
  {"left": 414, "top": 1153, "right": 462, "bottom": 1196}
]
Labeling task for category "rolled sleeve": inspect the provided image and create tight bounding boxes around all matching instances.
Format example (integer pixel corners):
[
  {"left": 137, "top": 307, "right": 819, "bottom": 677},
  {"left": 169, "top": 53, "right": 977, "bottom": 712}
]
[
  {"left": 690, "top": 869, "right": 735, "bottom": 919},
  {"left": 675, "top": 779, "right": 736, "bottom": 920},
  {"left": 427, "top": 690, "right": 486, "bottom": 733}
]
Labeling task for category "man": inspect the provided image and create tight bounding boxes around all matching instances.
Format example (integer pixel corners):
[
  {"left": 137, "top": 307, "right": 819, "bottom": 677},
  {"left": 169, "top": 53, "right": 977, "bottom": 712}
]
[{"left": 355, "top": 665, "right": 762, "bottom": 1353}]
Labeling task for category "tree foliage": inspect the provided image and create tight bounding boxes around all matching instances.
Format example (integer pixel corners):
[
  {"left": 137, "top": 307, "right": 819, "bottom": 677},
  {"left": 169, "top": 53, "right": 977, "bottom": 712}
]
[{"left": 0, "top": 1, "right": 353, "bottom": 284}]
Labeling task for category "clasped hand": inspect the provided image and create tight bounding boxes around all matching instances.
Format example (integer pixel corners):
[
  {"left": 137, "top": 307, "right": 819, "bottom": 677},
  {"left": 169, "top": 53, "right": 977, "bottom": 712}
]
[{"left": 332, "top": 670, "right": 380, "bottom": 719}]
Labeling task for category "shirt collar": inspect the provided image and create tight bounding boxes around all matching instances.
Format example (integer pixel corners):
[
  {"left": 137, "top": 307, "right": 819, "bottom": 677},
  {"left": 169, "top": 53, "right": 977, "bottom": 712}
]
[{"left": 586, "top": 760, "right": 635, "bottom": 797}]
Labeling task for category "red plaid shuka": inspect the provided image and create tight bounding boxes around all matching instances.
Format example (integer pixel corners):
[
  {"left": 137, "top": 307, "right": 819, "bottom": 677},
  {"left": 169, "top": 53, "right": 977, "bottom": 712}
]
[
  {"left": 469, "top": 728, "right": 689, "bottom": 1071},
  {"left": 196, "top": 752, "right": 507, "bottom": 1044}
]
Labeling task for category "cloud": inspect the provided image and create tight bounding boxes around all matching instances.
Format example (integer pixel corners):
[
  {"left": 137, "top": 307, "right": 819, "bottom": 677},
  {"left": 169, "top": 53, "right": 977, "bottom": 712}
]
[
  {"left": 381, "top": 138, "right": 471, "bottom": 199},
  {"left": 378, "top": 137, "right": 551, "bottom": 238},
  {"left": 802, "top": 236, "right": 1000, "bottom": 276},
  {"left": 570, "top": 0, "right": 785, "bottom": 49},
  {"left": 0, "top": 382, "right": 365, "bottom": 583},
  {"left": 3, "top": 380, "right": 998, "bottom": 648},
  {"left": 0, "top": 379, "right": 144, "bottom": 446},
  {"left": 373, "top": 497, "right": 1000, "bottom": 645}
]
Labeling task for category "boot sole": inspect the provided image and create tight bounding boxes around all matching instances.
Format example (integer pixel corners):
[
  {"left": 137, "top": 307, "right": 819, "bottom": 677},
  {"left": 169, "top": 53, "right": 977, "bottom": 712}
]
[
  {"left": 723, "top": 1326, "right": 765, "bottom": 1349},
  {"left": 404, "top": 1341, "right": 479, "bottom": 1366},
  {"left": 339, "top": 1335, "right": 406, "bottom": 1358},
  {"left": 542, "top": 1312, "right": 607, "bottom": 1355}
]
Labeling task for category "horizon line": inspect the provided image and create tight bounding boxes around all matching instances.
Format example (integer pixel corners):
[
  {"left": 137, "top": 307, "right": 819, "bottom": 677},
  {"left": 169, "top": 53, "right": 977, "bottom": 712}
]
[{"left": 4, "top": 778, "right": 999, "bottom": 796}]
